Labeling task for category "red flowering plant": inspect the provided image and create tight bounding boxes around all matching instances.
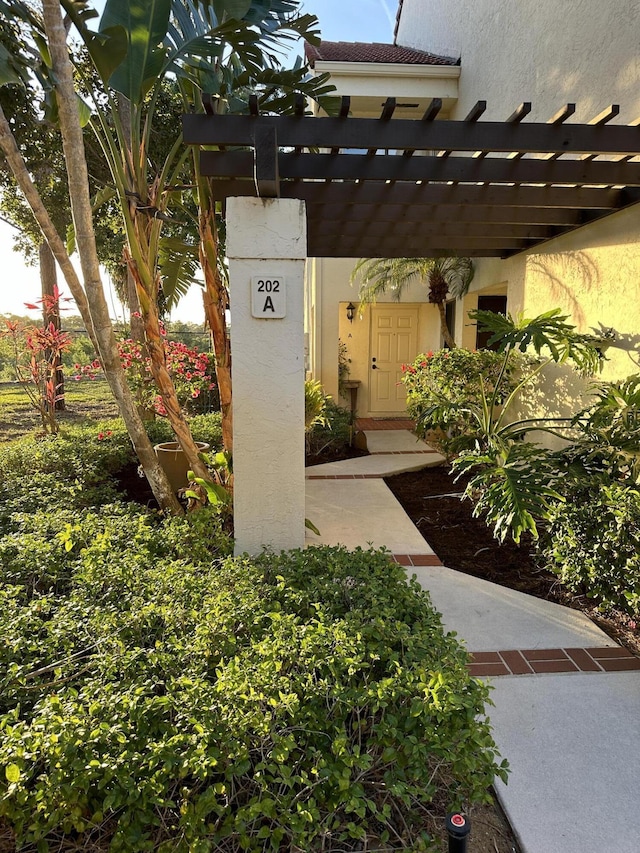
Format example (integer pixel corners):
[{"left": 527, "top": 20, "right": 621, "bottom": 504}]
[
  {"left": 1, "top": 287, "right": 75, "bottom": 434},
  {"left": 1, "top": 304, "right": 72, "bottom": 435},
  {"left": 78, "top": 330, "right": 217, "bottom": 417}
]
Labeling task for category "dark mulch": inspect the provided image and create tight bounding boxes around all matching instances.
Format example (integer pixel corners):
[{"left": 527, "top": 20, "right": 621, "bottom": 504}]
[{"left": 385, "top": 464, "right": 640, "bottom": 656}]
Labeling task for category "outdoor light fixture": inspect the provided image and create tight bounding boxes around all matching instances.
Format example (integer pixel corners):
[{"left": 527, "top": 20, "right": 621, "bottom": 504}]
[{"left": 346, "top": 302, "right": 355, "bottom": 323}]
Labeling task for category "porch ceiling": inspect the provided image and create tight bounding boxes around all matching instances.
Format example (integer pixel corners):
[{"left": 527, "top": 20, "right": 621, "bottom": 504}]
[{"left": 182, "top": 97, "right": 640, "bottom": 259}]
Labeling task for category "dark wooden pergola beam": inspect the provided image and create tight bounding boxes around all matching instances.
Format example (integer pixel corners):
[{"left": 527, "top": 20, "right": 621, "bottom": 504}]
[
  {"left": 308, "top": 240, "right": 508, "bottom": 258},
  {"left": 306, "top": 203, "right": 583, "bottom": 225},
  {"left": 207, "top": 178, "right": 623, "bottom": 210},
  {"left": 184, "top": 114, "right": 640, "bottom": 156},
  {"left": 310, "top": 219, "right": 556, "bottom": 241},
  {"left": 184, "top": 108, "right": 640, "bottom": 259},
  {"left": 201, "top": 150, "right": 640, "bottom": 187}
]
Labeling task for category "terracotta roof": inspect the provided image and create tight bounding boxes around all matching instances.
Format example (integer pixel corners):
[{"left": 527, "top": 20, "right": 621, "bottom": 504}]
[{"left": 304, "top": 40, "right": 457, "bottom": 68}]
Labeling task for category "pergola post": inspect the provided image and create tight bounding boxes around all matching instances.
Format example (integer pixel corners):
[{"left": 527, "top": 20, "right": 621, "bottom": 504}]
[{"left": 226, "top": 197, "right": 307, "bottom": 556}]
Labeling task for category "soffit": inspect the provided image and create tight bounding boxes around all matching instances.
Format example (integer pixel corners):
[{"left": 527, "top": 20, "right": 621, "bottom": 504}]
[{"left": 182, "top": 98, "right": 640, "bottom": 259}]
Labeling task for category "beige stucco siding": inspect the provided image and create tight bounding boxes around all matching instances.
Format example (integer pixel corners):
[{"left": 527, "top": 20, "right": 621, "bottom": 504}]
[
  {"left": 396, "top": 0, "right": 640, "bottom": 123},
  {"left": 459, "top": 207, "right": 640, "bottom": 444}
]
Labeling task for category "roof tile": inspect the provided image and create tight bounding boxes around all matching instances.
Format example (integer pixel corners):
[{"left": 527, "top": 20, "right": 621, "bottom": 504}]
[{"left": 304, "top": 40, "right": 457, "bottom": 68}]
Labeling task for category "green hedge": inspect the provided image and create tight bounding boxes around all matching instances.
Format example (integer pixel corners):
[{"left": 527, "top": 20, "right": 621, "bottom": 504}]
[
  {"left": 0, "top": 413, "right": 223, "bottom": 521},
  {"left": 540, "top": 482, "right": 640, "bottom": 618},
  {"left": 0, "top": 542, "right": 505, "bottom": 851},
  {"left": 0, "top": 417, "right": 506, "bottom": 850}
]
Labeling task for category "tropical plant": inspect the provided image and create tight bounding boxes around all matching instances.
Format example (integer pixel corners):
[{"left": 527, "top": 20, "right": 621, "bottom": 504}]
[
  {"left": 565, "top": 374, "right": 640, "bottom": 482},
  {"left": 446, "top": 308, "right": 603, "bottom": 542},
  {"left": 402, "top": 347, "right": 525, "bottom": 457},
  {"left": 305, "top": 397, "right": 353, "bottom": 460},
  {"left": 0, "top": 0, "right": 337, "bottom": 512},
  {"left": 1, "top": 315, "right": 71, "bottom": 433},
  {"left": 0, "top": 0, "right": 183, "bottom": 513},
  {"left": 62, "top": 0, "right": 337, "bottom": 460},
  {"left": 351, "top": 256, "right": 474, "bottom": 349},
  {"left": 304, "top": 378, "right": 329, "bottom": 432}
]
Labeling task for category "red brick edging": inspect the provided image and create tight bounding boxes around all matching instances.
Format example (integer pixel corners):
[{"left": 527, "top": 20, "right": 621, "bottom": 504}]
[
  {"left": 468, "top": 647, "right": 640, "bottom": 677},
  {"left": 369, "top": 450, "right": 440, "bottom": 455},
  {"left": 392, "top": 553, "right": 443, "bottom": 566}
]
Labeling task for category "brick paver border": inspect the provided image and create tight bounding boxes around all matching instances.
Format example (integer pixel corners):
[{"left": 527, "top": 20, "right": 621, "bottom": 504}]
[
  {"left": 468, "top": 647, "right": 640, "bottom": 677},
  {"left": 392, "top": 553, "right": 443, "bottom": 566},
  {"left": 369, "top": 450, "right": 440, "bottom": 455}
]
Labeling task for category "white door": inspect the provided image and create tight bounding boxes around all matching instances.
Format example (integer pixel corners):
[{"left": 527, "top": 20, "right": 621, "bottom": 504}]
[{"left": 369, "top": 305, "right": 419, "bottom": 414}]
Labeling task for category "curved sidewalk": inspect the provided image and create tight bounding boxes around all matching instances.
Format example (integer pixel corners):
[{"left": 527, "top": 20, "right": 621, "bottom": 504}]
[{"left": 305, "top": 428, "right": 640, "bottom": 853}]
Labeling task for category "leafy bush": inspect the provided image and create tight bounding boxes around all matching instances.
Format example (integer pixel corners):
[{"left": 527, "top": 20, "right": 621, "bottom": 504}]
[
  {"left": 0, "top": 545, "right": 506, "bottom": 852},
  {"left": 144, "top": 411, "right": 223, "bottom": 450},
  {"left": 0, "top": 413, "right": 224, "bottom": 523},
  {"left": 539, "top": 482, "right": 640, "bottom": 617},
  {"left": 305, "top": 398, "right": 352, "bottom": 459},
  {"left": 304, "top": 378, "right": 329, "bottom": 432},
  {"left": 402, "top": 347, "right": 523, "bottom": 456},
  {"left": 76, "top": 336, "right": 219, "bottom": 416}
]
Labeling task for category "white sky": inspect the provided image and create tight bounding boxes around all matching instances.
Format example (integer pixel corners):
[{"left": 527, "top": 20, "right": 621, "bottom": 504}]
[{"left": 0, "top": 0, "right": 395, "bottom": 323}]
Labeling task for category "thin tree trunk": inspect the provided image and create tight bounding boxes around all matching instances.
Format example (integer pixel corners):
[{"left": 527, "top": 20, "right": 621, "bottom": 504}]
[
  {"left": 39, "top": 240, "right": 65, "bottom": 411},
  {"left": 0, "top": 105, "right": 96, "bottom": 349},
  {"left": 126, "top": 248, "right": 212, "bottom": 482},
  {"left": 199, "top": 207, "right": 233, "bottom": 451},
  {"left": 41, "top": 0, "right": 182, "bottom": 515},
  {"left": 437, "top": 300, "right": 457, "bottom": 349}
]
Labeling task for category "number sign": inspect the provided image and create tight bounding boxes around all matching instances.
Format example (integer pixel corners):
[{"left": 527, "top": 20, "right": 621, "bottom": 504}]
[{"left": 251, "top": 275, "right": 286, "bottom": 318}]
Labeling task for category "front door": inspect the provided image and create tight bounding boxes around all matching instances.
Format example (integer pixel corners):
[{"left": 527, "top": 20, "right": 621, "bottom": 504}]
[{"left": 369, "top": 305, "right": 419, "bottom": 414}]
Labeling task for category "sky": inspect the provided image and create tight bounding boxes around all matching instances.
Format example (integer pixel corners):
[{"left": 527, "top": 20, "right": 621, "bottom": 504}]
[{"left": 0, "top": 0, "right": 396, "bottom": 324}]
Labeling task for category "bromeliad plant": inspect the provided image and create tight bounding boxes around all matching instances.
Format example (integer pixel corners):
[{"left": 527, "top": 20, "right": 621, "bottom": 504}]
[{"left": 442, "top": 309, "right": 604, "bottom": 542}]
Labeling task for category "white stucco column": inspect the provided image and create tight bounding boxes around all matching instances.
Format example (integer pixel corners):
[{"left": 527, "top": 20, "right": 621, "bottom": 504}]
[{"left": 226, "top": 197, "right": 307, "bottom": 556}]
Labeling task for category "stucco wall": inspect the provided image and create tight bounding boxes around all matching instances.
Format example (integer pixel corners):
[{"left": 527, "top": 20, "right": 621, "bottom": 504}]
[
  {"left": 396, "top": 0, "right": 640, "bottom": 123},
  {"left": 455, "top": 205, "right": 640, "bottom": 445}
]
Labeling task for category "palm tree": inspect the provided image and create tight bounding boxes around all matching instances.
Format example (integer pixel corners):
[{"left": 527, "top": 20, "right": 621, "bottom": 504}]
[{"left": 351, "top": 256, "right": 474, "bottom": 349}]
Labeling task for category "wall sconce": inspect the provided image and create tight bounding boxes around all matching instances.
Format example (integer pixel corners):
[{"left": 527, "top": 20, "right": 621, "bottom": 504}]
[{"left": 346, "top": 302, "right": 355, "bottom": 323}]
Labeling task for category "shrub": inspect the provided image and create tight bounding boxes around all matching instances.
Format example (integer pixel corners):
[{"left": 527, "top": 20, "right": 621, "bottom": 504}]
[
  {"left": 402, "top": 348, "right": 523, "bottom": 455},
  {"left": 0, "top": 546, "right": 506, "bottom": 851},
  {"left": 539, "top": 482, "right": 640, "bottom": 617},
  {"left": 0, "top": 413, "right": 224, "bottom": 523},
  {"left": 304, "top": 378, "right": 329, "bottom": 432},
  {"left": 305, "top": 398, "right": 352, "bottom": 458}
]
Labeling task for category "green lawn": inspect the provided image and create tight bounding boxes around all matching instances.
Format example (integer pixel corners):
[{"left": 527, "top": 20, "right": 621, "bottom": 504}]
[{"left": 0, "top": 379, "right": 120, "bottom": 442}]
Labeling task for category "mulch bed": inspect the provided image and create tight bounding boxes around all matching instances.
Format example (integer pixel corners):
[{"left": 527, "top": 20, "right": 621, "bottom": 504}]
[{"left": 385, "top": 464, "right": 640, "bottom": 657}]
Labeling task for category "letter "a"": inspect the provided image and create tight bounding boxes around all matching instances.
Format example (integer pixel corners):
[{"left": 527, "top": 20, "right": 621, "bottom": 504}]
[{"left": 263, "top": 295, "right": 275, "bottom": 312}]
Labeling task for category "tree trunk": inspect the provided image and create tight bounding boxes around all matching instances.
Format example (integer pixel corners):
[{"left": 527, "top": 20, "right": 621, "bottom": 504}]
[
  {"left": 39, "top": 240, "right": 65, "bottom": 411},
  {"left": 436, "top": 300, "right": 457, "bottom": 350},
  {"left": 41, "top": 0, "right": 182, "bottom": 515},
  {"left": 126, "top": 247, "right": 212, "bottom": 482},
  {"left": 199, "top": 207, "right": 233, "bottom": 452}
]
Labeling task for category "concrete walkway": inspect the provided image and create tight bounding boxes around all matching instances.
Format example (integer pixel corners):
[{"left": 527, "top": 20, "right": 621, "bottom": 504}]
[{"left": 305, "top": 428, "right": 640, "bottom": 853}]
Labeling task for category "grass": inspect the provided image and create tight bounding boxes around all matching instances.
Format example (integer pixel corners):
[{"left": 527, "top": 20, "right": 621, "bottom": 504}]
[{"left": 0, "top": 380, "right": 121, "bottom": 443}]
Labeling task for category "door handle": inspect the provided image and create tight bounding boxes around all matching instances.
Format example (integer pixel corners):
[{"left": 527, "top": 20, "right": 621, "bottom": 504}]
[{"left": 372, "top": 364, "right": 378, "bottom": 370}]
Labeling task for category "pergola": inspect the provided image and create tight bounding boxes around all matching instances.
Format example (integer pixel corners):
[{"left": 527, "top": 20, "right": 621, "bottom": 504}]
[
  {"left": 183, "top": 96, "right": 640, "bottom": 260},
  {"left": 181, "top": 97, "right": 640, "bottom": 555}
]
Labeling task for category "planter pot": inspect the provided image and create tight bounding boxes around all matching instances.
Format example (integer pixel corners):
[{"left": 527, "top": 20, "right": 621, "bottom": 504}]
[{"left": 154, "top": 441, "right": 210, "bottom": 493}]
